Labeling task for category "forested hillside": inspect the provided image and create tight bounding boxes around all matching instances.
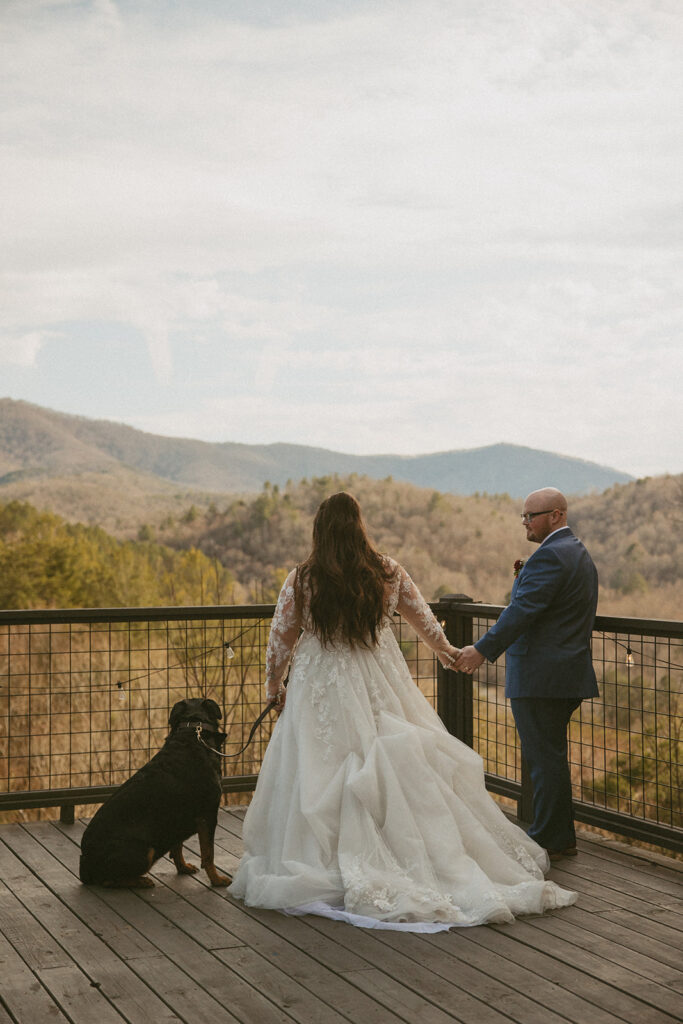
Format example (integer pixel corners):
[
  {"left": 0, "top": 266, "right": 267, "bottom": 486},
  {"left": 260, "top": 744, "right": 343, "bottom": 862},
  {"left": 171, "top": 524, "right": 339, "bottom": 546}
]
[
  {"left": 152, "top": 475, "right": 531, "bottom": 605},
  {"left": 0, "top": 502, "right": 242, "bottom": 609},
  {"left": 1, "top": 473, "right": 680, "bottom": 617},
  {"left": 572, "top": 474, "right": 683, "bottom": 617},
  {"left": 153, "top": 473, "right": 682, "bottom": 617}
]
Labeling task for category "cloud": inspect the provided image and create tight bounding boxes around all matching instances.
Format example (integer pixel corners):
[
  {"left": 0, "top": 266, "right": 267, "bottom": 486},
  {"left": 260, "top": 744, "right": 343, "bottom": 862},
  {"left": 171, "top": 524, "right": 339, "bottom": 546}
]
[
  {"left": 0, "top": 331, "right": 51, "bottom": 367},
  {"left": 1, "top": 0, "right": 681, "bottom": 476}
]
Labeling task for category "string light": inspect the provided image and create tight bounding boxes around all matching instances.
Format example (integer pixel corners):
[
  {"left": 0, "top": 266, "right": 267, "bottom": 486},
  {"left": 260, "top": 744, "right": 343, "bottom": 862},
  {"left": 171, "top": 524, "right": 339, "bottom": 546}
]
[
  {"left": 105, "top": 621, "right": 263, "bottom": 696},
  {"left": 595, "top": 632, "right": 683, "bottom": 672}
]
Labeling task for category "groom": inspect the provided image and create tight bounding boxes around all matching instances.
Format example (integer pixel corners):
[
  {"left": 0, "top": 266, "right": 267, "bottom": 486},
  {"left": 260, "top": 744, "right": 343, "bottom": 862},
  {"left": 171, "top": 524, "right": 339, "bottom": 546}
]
[{"left": 456, "top": 487, "right": 598, "bottom": 860}]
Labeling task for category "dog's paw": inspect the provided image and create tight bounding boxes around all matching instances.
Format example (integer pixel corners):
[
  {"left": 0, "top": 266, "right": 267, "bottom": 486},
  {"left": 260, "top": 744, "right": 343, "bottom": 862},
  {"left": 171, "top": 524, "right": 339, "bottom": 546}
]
[
  {"left": 208, "top": 870, "right": 231, "bottom": 887},
  {"left": 177, "top": 862, "right": 199, "bottom": 875},
  {"left": 104, "top": 875, "right": 155, "bottom": 889},
  {"left": 132, "top": 875, "right": 155, "bottom": 889}
]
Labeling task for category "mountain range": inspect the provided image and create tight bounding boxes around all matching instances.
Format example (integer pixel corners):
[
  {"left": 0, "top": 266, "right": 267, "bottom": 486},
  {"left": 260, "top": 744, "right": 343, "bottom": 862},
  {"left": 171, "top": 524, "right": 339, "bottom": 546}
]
[{"left": 0, "top": 397, "right": 633, "bottom": 508}]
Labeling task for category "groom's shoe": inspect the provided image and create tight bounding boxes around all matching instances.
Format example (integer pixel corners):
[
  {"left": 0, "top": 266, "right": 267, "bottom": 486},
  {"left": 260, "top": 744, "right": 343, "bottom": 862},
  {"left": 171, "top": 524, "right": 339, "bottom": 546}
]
[{"left": 546, "top": 846, "right": 578, "bottom": 862}]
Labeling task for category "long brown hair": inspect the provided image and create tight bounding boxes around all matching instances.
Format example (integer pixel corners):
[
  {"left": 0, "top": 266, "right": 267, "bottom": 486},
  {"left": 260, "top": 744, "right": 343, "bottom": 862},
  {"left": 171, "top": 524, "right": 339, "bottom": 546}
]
[{"left": 296, "top": 492, "right": 394, "bottom": 648}]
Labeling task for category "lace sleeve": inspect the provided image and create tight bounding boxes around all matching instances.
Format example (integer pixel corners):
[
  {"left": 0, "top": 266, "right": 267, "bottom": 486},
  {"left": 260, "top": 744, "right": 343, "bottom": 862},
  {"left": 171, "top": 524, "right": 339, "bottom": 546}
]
[
  {"left": 395, "top": 564, "right": 457, "bottom": 669},
  {"left": 265, "top": 568, "right": 301, "bottom": 697}
]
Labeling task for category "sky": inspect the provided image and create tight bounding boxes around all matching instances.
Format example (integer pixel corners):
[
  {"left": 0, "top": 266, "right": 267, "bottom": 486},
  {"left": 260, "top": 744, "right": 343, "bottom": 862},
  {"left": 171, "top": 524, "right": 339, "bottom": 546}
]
[{"left": 1, "top": 0, "right": 682, "bottom": 478}]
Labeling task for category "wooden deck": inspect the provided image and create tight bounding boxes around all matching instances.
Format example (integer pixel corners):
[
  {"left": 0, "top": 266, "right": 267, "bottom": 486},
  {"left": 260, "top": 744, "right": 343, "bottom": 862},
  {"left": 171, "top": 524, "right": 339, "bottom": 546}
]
[{"left": 1, "top": 808, "right": 681, "bottom": 1024}]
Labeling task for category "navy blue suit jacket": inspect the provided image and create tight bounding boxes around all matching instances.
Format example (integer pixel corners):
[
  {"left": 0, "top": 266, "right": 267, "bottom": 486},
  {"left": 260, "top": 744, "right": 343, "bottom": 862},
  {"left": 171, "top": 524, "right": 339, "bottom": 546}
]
[{"left": 474, "top": 527, "right": 599, "bottom": 699}]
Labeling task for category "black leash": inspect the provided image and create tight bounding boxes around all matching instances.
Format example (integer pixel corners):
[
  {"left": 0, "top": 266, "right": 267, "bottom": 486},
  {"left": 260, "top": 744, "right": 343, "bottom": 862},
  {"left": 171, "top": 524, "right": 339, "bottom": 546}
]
[
  {"left": 192, "top": 700, "right": 279, "bottom": 759},
  {"left": 187, "top": 665, "right": 290, "bottom": 759},
  {"left": 167, "top": 627, "right": 296, "bottom": 759}
]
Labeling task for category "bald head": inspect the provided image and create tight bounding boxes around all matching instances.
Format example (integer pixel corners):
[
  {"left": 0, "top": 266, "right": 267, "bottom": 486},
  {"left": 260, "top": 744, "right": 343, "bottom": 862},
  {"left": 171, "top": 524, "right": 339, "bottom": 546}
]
[
  {"left": 522, "top": 488, "right": 568, "bottom": 544},
  {"left": 525, "top": 488, "right": 568, "bottom": 514}
]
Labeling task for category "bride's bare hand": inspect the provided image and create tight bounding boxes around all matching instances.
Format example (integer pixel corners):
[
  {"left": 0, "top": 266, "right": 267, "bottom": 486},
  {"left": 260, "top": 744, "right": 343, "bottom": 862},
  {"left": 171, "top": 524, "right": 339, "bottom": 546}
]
[
  {"left": 272, "top": 690, "right": 286, "bottom": 714},
  {"left": 440, "top": 646, "right": 460, "bottom": 669}
]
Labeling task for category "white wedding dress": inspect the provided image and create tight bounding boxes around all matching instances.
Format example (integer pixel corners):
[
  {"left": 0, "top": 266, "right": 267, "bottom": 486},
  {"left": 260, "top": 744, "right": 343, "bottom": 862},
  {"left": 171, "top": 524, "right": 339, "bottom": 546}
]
[{"left": 228, "top": 559, "right": 577, "bottom": 930}]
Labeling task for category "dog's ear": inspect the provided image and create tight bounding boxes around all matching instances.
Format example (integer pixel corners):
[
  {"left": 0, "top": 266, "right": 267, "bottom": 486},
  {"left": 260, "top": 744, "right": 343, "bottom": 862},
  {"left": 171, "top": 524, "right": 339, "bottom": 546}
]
[
  {"left": 169, "top": 699, "right": 191, "bottom": 729},
  {"left": 202, "top": 698, "right": 222, "bottom": 722}
]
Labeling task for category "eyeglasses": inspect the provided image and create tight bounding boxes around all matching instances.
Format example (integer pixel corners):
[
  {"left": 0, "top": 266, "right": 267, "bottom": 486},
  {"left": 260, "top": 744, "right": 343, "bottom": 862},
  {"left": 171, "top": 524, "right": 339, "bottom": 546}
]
[{"left": 520, "top": 509, "right": 555, "bottom": 524}]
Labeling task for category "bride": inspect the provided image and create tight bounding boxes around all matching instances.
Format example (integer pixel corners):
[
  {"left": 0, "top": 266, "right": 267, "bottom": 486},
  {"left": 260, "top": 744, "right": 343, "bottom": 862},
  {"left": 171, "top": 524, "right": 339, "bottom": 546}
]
[{"left": 228, "top": 492, "right": 576, "bottom": 930}]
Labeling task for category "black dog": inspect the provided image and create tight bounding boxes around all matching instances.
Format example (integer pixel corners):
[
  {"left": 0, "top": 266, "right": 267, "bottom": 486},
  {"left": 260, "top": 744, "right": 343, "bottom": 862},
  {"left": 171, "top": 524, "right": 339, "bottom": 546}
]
[{"left": 79, "top": 698, "right": 231, "bottom": 888}]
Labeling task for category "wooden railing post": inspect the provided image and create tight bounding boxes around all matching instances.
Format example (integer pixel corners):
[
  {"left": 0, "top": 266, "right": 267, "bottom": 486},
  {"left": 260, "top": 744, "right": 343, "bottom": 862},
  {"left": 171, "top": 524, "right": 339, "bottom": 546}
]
[
  {"left": 60, "top": 802, "right": 75, "bottom": 825},
  {"left": 436, "top": 595, "right": 474, "bottom": 748}
]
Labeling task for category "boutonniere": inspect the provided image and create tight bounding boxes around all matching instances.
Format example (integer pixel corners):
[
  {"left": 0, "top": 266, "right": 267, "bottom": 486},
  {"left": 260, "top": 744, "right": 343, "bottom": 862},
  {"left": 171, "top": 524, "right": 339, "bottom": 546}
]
[{"left": 513, "top": 559, "right": 525, "bottom": 578}]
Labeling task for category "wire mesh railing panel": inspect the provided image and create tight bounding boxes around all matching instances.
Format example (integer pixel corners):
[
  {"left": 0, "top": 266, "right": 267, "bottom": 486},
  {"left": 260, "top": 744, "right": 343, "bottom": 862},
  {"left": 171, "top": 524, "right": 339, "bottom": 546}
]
[
  {"left": 0, "top": 611, "right": 273, "bottom": 799},
  {"left": 469, "top": 612, "right": 520, "bottom": 785},
  {"left": 462, "top": 605, "right": 682, "bottom": 846},
  {"left": 580, "top": 628, "right": 682, "bottom": 830},
  {"left": 390, "top": 613, "right": 439, "bottom": 709},
  {"left": 0, "top": 606, "right": 439, "bottom": 812},
  {"left": 1, "top": 603, "right": 681, "bottom": 850}
]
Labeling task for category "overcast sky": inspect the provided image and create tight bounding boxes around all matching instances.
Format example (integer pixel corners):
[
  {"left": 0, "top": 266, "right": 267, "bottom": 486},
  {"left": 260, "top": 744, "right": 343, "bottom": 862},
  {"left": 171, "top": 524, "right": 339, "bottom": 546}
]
[{"left": 2, "top": 0, "right": 681, "bottom": 478}]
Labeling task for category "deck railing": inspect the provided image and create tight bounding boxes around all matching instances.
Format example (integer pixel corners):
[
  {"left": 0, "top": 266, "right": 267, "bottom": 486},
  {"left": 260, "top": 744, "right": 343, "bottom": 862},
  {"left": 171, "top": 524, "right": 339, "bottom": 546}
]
[{"left": 1, "top": 600, "right": 681, "bottom": 853}]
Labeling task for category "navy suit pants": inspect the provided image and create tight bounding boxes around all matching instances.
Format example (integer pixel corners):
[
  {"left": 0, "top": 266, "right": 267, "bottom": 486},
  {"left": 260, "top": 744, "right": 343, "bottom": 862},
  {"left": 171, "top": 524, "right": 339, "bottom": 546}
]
[{"left": 509, "top": 697, "right": 582, "bottom": 851}]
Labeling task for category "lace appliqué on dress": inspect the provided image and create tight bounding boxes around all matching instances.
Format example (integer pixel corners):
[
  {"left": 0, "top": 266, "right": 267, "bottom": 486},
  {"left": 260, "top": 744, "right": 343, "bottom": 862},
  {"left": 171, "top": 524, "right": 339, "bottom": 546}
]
[
  {"left": 307, "top": 647, "right": 343, "bottom": 759},
  {"left": 490, "top": 820, "right": 545, "bottom": 877},
  {"left": 344, "top": 857, "right": 399, "bottom": 914},
  {"left": 342, "top": 855, "right": 491, "bottom": 924},
  {"left": 265, "top": 570, "right": 301, "bottom": 695},
  {"left": 383, "top": 557, "right": 455, "bottom": 668}
]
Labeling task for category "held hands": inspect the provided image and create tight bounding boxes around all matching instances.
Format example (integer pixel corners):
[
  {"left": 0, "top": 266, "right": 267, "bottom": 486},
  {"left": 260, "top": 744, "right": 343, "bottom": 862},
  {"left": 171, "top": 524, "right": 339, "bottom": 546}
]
[
  {"left": 439, "top": 645, "right": 461, "bottom": 669},
  {"left": 454, "top": 645, "right": 486, "bottom": 675},
  {"left": 440, "top": 644, "right": 485, "bottom": 674}
]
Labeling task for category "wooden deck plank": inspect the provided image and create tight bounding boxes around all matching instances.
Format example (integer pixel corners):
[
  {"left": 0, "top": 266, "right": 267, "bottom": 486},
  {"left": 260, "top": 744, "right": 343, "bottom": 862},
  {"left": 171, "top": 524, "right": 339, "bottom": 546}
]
[
  {"left": 2, "top": 810, "right": 682, "bottom": 1024},
  {"left": 0, "top": 828, "right": 269, "bottom": 1024},
  {"left": 306, "top": 914, "right": 563, "bottom": 1024},
  {"left": 0, "top": 829, "right": 156, "bottom": 961},
  {"left": 20, "top": 842, "right": 299, "bottom": 1024},
  {"left": 0, "top": 879, "right": 73, "bottom": 972},
  {"left": 575, "top": 837, "right": 683, "bottom": 879},
  {"left": 0, "top": 930, "right": 72, "bottom": 1024},
  {"left": 419, "top": 929, "right": 627, "bottom": 1024},
  {"left": 547, "top": 863, "right": 683, "bottom": 922},
  {"left": 175, "top": 899, "right": 409, "bottom": 1024},
  {"left": 127, "top": 954, "right": 244, "bottom": 1024},
  {"left": 48, "top": 820, "right": 406, "bottom": 1024},
  {"left": 155, "top": 871, "right": 411, "bottom": 1024},
  {"left": 214, "top": 946, "right": 352, "bottom": 1024},
  {"left": 32, "top": 821, "right": 246, "bottom": 955},
  {"left": 488, "top": 918, "right": 683, "bottom": 1018},
  {"left": 549, "top": 856, "right": 683, "bottom": 912},
  {"left": 577, "top": 842, "right": 683, "bottom": 884},
  {"left": 34, "top": 964, "right": 145, "bottom": 1024},
  {"left": 181, "top": 811, "right": 683, "bottom": 1024},
  {"left": 535, "top": 906, "right": 683, "bottom": 975},
  {"left": 161, "top": 829, "right": 444, "bottom": 1024},
  {"left": 337, "top": 967, "right": 464, "bottom": 1024},
  {"left": 0, "top": 837, "right": 193, "bottom": 1023},
  {"left": 591, "top": 908, "right": 683, "bottom": 950},
  {"left": 0, "top": 1002, "right": 16, "bottom": 1024},
  {"left": 459, "top": 924, "right": 681, "bottom": 1024}
]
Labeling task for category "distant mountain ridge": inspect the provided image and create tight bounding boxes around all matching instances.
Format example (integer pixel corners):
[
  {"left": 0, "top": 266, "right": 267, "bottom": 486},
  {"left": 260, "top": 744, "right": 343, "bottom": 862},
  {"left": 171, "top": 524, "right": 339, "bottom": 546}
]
[{"left": 0, "top": 397, "right": 634, "bottom": 500}]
